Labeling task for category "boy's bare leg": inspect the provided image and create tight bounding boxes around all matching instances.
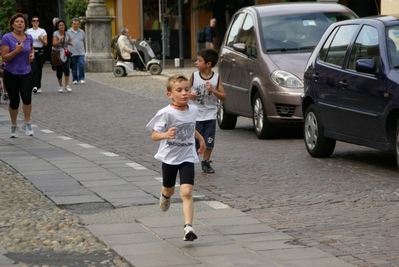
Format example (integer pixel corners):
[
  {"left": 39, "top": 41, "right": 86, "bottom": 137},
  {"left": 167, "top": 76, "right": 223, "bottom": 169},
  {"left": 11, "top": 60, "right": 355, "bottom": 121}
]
[
  {"left": 180, "top": 184, "right": 194, "bottom": 224},
  {"left": 162, "top": 186, "right": 175, "bottom": 198},
  {"left": 203, "top": 148, "right": 212, "bottom": 161}
]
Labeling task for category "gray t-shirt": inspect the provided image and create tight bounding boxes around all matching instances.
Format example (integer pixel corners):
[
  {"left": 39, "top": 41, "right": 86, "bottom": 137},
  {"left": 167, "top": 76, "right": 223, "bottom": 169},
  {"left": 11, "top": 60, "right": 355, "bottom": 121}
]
[
  {"left": 53, "top": 30, "right": 71, "bottom": 51},
  {"left": 67, "top": 28, "right": 86, "bottom": 56}
]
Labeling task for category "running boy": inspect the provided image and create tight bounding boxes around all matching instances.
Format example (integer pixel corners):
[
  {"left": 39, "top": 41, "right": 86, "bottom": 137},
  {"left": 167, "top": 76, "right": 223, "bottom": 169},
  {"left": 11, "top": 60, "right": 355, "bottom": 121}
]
[
  {"left": 146, "top": 74, "right": 205, "bottom": 241},
  {"left": 189, "top": 48, "right": 226, "bottom": 173}
]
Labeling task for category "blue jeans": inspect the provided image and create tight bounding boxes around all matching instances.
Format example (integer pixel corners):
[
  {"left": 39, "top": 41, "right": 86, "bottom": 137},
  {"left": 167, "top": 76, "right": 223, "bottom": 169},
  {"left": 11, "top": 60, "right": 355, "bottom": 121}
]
[{"left": 71, "top": 55, "right": 85, "bottom": 82}]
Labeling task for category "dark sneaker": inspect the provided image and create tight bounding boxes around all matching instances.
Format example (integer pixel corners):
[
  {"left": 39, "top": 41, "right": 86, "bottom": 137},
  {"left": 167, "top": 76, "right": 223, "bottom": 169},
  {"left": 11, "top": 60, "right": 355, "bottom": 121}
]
[
  {"left": 201, "top": 160, "right": 215, "bottom": 173},
  {"left": 33, "top": 87, "right": 38, "bottom": 93},
  {"left": 183, "top": 225, "right": 197, "bottom": 241},
  {"left": 159, "top": 193, "right": 171, "bottom": 212},
  {"left": 3, "top": 93, "right": 9, "bottom": 101}
]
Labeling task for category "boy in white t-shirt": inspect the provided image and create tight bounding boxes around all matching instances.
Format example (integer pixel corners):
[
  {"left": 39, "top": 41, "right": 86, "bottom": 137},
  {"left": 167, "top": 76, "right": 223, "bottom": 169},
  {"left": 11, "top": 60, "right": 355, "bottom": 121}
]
[
  {"left": 189, "top": 48, "right": 226, "bottom": 173},
  {"left": 147, "top": 75, "right": 205, "bottom": 241}
]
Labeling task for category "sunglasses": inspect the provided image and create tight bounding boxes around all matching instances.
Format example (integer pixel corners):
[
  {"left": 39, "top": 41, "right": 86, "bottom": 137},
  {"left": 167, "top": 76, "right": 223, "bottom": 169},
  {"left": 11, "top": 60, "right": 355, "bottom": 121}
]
[{"left": 32, "top": 20, "right": 39, "bottom": 22}]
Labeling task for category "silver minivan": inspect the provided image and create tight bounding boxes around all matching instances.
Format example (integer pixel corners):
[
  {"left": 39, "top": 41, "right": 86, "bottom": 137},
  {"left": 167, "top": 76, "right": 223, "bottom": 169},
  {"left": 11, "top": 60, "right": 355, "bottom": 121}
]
[{"left": 217, "top": 3, "right": 357, "bottom": 139}]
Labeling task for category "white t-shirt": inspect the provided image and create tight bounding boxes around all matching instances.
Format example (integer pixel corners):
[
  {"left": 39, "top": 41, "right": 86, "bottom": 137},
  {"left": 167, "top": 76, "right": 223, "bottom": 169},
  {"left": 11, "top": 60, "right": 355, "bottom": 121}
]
[
  {"left": 146, "top": 104, "right": 199, "bottom": 165},
  {"left": 26, "top": 28, "right": 47, "bottom": 48},
  {"left": 190, "top": 71, "right": 220, "bottom": 121}
]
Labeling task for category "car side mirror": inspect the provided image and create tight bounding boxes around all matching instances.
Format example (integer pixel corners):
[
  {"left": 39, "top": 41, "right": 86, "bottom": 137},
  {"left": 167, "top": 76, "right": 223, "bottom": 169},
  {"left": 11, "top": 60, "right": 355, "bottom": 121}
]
[
  {"left": 356, "top": 59, "right": 376, "bottom": 75},
  {"left": 233, "top": 43, "right": 246, "bottom": 53}
]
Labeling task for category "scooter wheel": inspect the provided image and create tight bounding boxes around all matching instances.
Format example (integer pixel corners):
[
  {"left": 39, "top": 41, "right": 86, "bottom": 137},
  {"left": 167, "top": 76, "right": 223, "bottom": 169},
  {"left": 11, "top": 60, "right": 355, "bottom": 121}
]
[
  {"left": 149, "top": 64, "right": 162, "bottom": 75},
  {"left": 113, "top": 66, "right": 126, "bottom": 77}
]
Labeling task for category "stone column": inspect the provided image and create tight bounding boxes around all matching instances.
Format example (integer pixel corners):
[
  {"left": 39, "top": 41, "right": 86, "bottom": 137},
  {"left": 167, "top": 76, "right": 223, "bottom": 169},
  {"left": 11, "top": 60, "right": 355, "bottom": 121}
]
[{"left": 81, "top": 0, "right": 115, "bottom": 72}]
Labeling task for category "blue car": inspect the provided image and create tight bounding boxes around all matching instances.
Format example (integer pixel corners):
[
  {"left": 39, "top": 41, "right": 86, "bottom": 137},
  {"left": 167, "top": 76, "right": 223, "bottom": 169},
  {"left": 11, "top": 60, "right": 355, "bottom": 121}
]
[{"left": 301, "top": 15, "right": 399, "bottom": 168}]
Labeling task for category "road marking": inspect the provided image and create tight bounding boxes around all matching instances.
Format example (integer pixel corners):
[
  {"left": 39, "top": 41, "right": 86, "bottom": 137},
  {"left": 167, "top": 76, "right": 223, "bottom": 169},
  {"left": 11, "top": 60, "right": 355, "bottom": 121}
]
[
  {"left": 126, "top": 162, "right": 147, "bottom": 170},
  {"left": 58, "top": 136, "right": 72, "bottom": 140},
  {"left": 41, "top": 129, "right": 54, "bottom": 133},
  {"left": 101, "top": 152, "right": 119, "bottom": 157},
  {"left": 202, "top": 201, "right": 231, "bottom": 209},
  {"left": 78, "top": 143, "right": 95, "bottom": 148}
]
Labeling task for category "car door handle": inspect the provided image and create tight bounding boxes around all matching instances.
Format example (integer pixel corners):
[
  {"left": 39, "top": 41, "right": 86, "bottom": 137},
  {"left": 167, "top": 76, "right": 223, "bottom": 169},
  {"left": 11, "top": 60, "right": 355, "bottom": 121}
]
[
  {"left": 339, "top": 80, "right": 348, "bottom": 88},
  {"left": 312, "top": 73, "right": 319, "bottom": 82}
]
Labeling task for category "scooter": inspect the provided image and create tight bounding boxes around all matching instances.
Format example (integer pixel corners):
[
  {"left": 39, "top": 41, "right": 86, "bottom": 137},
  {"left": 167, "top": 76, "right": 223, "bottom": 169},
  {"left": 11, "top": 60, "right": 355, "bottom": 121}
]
[{"left": 112, "top": 37, "right": 162, "bottom": 77}]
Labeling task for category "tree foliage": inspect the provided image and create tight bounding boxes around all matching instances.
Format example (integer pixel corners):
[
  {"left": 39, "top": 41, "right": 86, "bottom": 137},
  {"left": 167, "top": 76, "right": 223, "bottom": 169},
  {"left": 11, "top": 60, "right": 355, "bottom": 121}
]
[
  {"left": 64, "top": 0, "right": 88, "bottom": 28},
  {"left": 0, "top": 0, "right": 18, "bottom": 34}
]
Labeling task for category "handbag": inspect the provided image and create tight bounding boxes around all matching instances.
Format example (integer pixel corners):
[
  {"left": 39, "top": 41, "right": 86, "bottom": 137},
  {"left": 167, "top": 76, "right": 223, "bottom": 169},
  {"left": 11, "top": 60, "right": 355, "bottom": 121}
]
[
  {"left": 63, "top": 48, "right": 72, "bottom": 57},
  {"left": 51, "top": 49, "right": 62, "bottom": 67}
]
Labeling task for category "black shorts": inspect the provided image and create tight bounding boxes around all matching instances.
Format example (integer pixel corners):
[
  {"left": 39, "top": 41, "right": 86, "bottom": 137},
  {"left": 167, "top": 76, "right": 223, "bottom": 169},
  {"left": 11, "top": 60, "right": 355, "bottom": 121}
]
[{"left": 162, "top": 162, "right": 195, "bottom": 188}]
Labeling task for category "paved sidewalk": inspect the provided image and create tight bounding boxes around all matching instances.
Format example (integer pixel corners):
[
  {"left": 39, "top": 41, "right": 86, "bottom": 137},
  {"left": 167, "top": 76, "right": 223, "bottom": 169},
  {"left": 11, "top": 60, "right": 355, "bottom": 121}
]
[{"left": 0, "top": 61, "right": 356, "bottom": 267}]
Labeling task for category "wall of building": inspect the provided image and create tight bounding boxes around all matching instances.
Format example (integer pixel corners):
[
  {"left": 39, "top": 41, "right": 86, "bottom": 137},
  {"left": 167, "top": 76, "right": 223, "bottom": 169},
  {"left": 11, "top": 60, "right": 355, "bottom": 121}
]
[{"left": 381, "top": 0, "right": 398, "bottom": 14}]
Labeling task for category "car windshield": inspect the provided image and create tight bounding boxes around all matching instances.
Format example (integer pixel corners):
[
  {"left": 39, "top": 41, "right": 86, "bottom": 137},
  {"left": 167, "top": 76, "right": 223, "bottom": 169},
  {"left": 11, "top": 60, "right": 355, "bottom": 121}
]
[
  {"left": 261, "top": 12, "right": 356, "bottom": 53},
  {"left": 387, "top": 26, "right": 399, "bottom": 68}
]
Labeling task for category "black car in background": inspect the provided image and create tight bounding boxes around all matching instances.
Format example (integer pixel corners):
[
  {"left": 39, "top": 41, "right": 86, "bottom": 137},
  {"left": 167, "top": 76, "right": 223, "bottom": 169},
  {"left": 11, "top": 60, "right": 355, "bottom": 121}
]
[{"left": 301, "top": 15, "right": 399, "bottom": 169}]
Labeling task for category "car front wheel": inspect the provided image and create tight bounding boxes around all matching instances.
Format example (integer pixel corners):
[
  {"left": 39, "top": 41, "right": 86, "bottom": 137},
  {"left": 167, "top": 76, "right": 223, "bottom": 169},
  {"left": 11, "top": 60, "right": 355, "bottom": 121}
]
[
  {"left": 304, "top": 104, "right": 336, "bottom": 157},
  {"left": 252, "top": 92, "right": 275, "bottom": 139},
  {"left": 217, "top": 99, "right": 237, "bottom": 129}
]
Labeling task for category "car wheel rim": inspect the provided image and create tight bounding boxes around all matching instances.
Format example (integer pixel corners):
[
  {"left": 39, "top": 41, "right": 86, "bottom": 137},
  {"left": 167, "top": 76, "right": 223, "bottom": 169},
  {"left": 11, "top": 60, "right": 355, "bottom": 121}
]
[
  {"left": 305, "top": 112, "right": 317, "bottom": 150},
  {"left": 254, "top": 98, "right": 263, "bottom": 132}
]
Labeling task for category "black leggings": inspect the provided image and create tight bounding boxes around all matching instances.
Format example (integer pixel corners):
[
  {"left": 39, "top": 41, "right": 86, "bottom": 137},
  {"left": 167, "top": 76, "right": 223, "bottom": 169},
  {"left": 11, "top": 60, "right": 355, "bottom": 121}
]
[
  {"left": 31, "top": 51, "right": 46, "bottom": 88},
  {"left": 162, "top": 162, "right": 195, "bottom": 188},
  {"left": 56, "top": 58, "right": 70, "bottom": 79},
  {"left": 3, "top": 70, "right": 33, "bottom": 110}
]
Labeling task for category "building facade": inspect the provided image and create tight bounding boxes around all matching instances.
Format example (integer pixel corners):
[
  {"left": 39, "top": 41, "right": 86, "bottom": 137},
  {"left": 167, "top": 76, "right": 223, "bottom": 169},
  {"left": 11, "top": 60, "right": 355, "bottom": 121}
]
[{"left": 14, "top": 0, "right": 386, "bottom": 60}]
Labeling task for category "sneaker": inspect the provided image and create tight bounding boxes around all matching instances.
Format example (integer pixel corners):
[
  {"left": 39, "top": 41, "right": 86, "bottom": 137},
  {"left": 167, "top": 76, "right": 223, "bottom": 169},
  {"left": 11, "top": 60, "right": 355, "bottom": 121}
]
[
  {"left": 32, "top": 87, "right": 38, "bottom": 93},
  {"left": 37, "top": 88, "right": 42, "bottom": 93},
  {"left": 22, "top": 122, "right": 34, "bottom": 136},
  {"left": 3, "top": 93, "right": 9, "bottom": 101},
  {"left": 58, "top": 86, "right": 63, "bottom": 93},
  {"left": 183, "top": 225, "right": 197, "bottom": 241},
  {"left": 10, "top": 125, "right": 19, "bottom": 138},
  {"left": 65, "top": 85, "right": 72, "bottom": 92},
  {"left": 80, "top": 80, "right": 85, "bottom": 84},
  {"left": 159, "top": 193, "right": 171, "bottom": 212},
  {"left": 73, "top": 80, "right": 78, "bottom": 84},
  {"left": 201, "top": 160, "right": 215, "bottom": 173}
]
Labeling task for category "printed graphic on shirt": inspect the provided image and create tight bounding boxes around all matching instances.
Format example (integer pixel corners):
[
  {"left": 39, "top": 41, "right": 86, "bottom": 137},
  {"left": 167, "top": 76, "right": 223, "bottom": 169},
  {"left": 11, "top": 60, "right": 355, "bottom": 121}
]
[
  {"left": 194, "top": 84, "right": 213, "bottom": 105},
  {"left": 165, "top": 122, "right": 196, "bottom": 148}
]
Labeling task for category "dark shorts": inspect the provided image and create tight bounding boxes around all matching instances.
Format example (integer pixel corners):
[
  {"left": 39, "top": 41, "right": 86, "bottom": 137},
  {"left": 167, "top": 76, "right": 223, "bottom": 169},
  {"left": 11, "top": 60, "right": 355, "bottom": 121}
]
[
  {"left": 196, "top": 119, "right": 216, "bottom": 150},
  {"left": 162, "top": 162, "right": 195, "bottom": 188}
]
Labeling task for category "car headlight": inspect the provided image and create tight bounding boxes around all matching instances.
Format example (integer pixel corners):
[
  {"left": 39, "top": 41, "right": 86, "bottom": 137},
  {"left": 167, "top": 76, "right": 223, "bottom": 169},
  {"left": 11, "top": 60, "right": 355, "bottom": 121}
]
[{"left": 270, "top": 70, "right": 303, "bottom": 88}]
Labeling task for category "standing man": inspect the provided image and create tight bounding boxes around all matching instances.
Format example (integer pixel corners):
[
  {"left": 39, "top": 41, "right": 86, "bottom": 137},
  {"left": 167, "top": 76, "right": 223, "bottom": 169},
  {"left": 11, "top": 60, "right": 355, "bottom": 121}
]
[
  {"left": 68, "top": 18, "right": 86, "bottom": 84},
  {"left": 205, "top": 18, "right": 216, "bottom": 49}
]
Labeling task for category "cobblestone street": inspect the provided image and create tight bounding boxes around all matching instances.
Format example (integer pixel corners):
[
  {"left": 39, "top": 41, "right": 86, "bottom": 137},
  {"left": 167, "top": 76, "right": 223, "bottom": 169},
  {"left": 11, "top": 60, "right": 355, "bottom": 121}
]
[{"left": 2, "top": 63, "right": 399, "bottom": 266}]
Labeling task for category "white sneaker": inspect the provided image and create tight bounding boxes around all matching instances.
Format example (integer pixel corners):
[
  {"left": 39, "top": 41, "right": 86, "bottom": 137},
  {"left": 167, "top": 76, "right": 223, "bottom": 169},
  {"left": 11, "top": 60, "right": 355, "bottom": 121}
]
[
  {"left": 183, "top": 225, "right": 197, "bottom": 241},
  {"left": 58, "top": 86, "right": 63, "bottom": 93},
  {"left": 33, "top": 87, "right": 38, "bottom": 93},
  {"left": 65, "top": 85, "right": 72, "bottom": 92},
  {"left": 37, "top": 88, "right": 42, "bottom": 93},
  {"left": 22, "top": 122, "right": 34, "bottom": 136},
  {"left": 73, "top": 80, "right": 78, "bottom": 84},
  {"left": 80, "top": 80, "right": 85, "bottom": 84},
  {"left": 10, "top": 125, "right": 19, "bottom": 138}
]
